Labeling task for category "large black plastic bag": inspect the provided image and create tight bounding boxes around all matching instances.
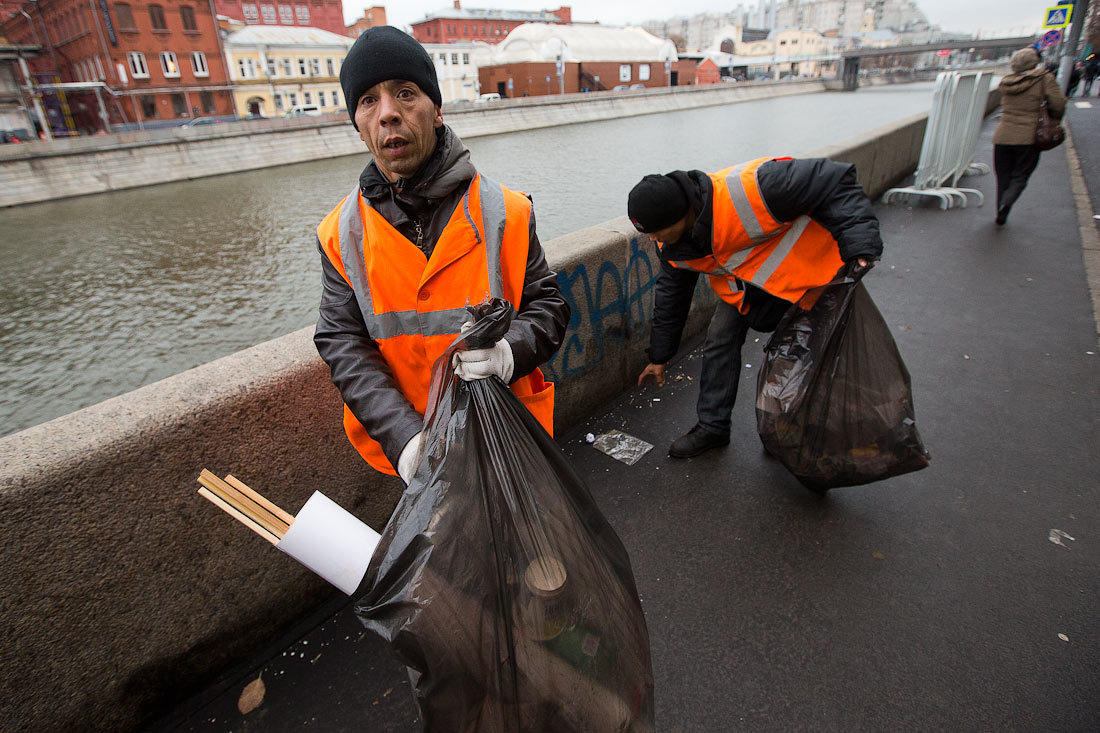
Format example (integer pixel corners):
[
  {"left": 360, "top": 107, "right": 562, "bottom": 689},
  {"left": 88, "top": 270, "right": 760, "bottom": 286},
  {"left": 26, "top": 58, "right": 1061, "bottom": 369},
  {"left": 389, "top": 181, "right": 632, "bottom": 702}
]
[
  {"left": 756, "top": 271, "right": 930, "bottom": 492},
  {"left": 354, "top": 299, "right": 655, "bottom": 732}
]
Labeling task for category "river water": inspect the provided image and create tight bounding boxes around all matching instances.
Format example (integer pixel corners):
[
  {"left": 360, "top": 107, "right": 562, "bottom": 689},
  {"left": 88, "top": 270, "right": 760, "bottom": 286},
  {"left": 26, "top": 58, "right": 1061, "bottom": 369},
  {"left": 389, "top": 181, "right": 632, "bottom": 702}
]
[{"left": 0, "top": 82, "right": 939, "bottom": 436}]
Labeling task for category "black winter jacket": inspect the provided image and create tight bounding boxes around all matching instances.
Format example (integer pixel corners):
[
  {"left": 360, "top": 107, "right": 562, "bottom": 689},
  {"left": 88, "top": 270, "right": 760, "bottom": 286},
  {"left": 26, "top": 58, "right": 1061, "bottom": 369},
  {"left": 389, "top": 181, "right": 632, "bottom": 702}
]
[
  {"left": 648, "top": 158, "right": 884, "bottom": 364},
  {"left": 314, "top": 126, "right": 570, "bottom": 468}
]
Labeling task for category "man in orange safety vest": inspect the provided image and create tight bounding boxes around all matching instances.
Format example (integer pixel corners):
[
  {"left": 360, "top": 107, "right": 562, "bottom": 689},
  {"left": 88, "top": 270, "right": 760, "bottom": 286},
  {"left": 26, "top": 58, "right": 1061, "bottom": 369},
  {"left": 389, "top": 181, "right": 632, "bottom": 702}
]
[
  {"left": 314, "top": 26, "right": 569, "bottom": 482},
  {"left": 629, "top": 157, "right": 883, "bottom": 458}
]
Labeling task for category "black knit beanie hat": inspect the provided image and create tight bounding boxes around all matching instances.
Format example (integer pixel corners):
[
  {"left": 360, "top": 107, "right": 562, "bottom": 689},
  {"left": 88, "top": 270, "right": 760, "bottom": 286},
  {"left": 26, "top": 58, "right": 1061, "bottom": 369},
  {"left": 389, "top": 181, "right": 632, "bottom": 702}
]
[
  {"left": 628, "top": 174, "right": 690, "bottom": 233},
  {"left": 340, "top": 26, "right": 442, "bottom": 129}
]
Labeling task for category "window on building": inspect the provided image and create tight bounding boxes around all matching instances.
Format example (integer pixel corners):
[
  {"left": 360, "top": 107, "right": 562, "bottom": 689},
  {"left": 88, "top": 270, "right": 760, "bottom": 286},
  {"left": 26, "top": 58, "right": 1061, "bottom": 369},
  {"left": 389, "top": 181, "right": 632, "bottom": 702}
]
[
  {"left": 451, "top": 53, "right": 458, "bottom": 65},
  {"left": 619, "top": 64, "right": 632, "bottom": 82},
  {"left": 425, "top": 26, "right": 431, "bottom": 37},
  {"left": 242, "top": 4, "right": 259, "bottom": 22},
  {"left": 462, "top": 53, "right": 469, "bottom": 65},
  {"left": 94, "top": 55, "right": 105, "bottom": 80},
  {"left": 331, "top": 89, "right": 340, "bottom": 105},
  {"left": 274, "top": 94, "right": 285, "bottom": 111},
  {"left": 201, "top": 91, "right": 216, "bottom": 113},
  {"left": 237, "top": 57, "right": 257, "bottom": 79},
  {"left": 463, "top": 24, "right": 468, "bottom": 36},
  {"left": 280, "top": 57, "right": 292, "bottom": 75},
  {"left": 261, "top": 4, "right": 276, "bottom": 23},
  {"left": 114, "top": 3, "right": 135, "bottom": 29},
  {"left": 172, "top": 93, "right": 187, "bottom": 117},
  {"left": 317, "top": 90, "right": 325, "bottom": 106},
  {"left": 160, "top": 51, "right": 180, "bottom": 77},
  {"left": 265, "top": 57, "right": 276, "bottom": 76},
  {"left": 140, "top": 94, "right": 156, "bottom": 118},
  {"left": 180, "top": 6, "right": 197, "bottom": 30},
  {"left": 149, "top": 4, "right": 166, "bottom": 30},
  {"left": 295, "top": 5, "right": 309, "bottom": 22},
  {"left": 440, "top": 54, "right": 447, "bottom": 65},
  {"left": 325, "top": 58, "right": 335, "bottom": 76},
  {"left": 289, "top": 92, "right": 298, "bottom": 105},
  {"left": 309, "top": 57, "right": 321, "bottom": 75},
  {"left": 303, "top": 91, "right": 312, "bottom": 104},
  {"left": 297, "top": 57, "right": 306, "bottom": 75},
  {"left": 639, "top": 64, "right": 650, "bottom": 81},
  {"left": 192, "top": 51, "right": 209, "bottom": 77},
  {"left": 278, "top": 5, "right": 293, "bottom": 23},
  {"left": 127, "top": 51, "right": 149, "bottom": 78}
]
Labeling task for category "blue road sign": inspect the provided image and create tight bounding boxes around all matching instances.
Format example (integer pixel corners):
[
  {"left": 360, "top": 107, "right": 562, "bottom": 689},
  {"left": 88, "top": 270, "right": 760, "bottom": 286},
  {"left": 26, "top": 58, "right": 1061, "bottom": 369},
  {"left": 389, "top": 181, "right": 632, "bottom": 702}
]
[
  {"left": 1044, "top": 5, "right": 1072, "bottom": 29},
  {"left": 1041, "top": 29, "right": 1063, "bottom": 48}
]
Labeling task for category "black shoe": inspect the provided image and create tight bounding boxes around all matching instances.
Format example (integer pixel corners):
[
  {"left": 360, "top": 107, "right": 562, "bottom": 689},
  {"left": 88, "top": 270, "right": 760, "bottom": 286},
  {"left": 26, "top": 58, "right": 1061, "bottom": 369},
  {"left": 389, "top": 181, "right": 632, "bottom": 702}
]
[
  {"left": 995, "top": 207, "right": 1008, "bottom": 226},
  {"left": 669, "top": 425, "right": 729, "bottom": 458}
]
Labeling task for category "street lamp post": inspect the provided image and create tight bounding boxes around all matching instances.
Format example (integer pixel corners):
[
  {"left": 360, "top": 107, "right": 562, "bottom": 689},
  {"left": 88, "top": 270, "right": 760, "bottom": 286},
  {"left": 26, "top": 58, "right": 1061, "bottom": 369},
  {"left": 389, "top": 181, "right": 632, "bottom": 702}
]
[{"left": 16, "top": 7, "right": 53, "bottom": 140}]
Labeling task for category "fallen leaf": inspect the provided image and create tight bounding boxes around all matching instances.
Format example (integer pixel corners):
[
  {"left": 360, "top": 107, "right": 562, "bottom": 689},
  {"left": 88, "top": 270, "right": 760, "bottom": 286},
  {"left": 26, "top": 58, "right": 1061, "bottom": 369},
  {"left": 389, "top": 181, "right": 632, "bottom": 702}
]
[
  {"left": 311, "top": 653, "right": 322, "bottom": 664},
  {"left": 238, "top": 675, "right": 265, "bottom": 715},
  {"left": 1049, "top": 529, "right": 1075, "bottom": 548},
  {"left": 383, "top": 687, "right": 393, "bottom": 697},
  {"left": 872, "top": 552, "right": 886, "bottom": 560},
  {"left": 1058, "top": 633, "right": 1069, "bottom": 642}
]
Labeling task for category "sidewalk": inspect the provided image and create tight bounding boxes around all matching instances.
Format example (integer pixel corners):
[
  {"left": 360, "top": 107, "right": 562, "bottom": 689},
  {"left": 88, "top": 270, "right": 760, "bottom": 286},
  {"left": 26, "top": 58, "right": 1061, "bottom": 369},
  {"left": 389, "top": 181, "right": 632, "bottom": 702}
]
[{"left": 153, "top": 111, "right": 1100, "bottom": 732}]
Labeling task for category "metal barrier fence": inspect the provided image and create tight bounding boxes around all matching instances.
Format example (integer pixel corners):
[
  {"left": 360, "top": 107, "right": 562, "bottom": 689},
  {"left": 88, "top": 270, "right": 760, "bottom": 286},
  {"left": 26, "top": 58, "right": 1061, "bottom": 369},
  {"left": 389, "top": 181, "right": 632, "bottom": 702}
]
[{"left": 883, "top": 71, "right": 993, "bottom": 209}]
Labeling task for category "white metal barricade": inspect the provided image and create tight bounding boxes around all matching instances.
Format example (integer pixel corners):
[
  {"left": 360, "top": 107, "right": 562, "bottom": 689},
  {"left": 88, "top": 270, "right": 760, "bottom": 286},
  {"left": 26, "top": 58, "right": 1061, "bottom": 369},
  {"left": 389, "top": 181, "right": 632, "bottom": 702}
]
[{"left": 883, "top": 71, "right": 992, "bottom": 210}]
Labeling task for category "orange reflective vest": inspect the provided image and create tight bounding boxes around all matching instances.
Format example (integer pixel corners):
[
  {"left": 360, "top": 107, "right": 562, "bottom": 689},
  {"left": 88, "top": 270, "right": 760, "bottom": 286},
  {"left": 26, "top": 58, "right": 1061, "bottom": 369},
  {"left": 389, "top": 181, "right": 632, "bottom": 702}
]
[
  {"left": 316, "top": 173, "right": 555, "bottom": 475},
  {"left": 659, "top": 157, "right": 844, "bottom": 312}
]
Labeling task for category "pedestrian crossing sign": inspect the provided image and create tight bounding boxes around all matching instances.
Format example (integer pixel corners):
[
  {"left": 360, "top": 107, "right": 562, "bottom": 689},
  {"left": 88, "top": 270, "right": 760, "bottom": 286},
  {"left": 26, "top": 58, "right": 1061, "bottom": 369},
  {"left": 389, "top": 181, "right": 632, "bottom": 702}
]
[{"left": 1044, "top": 5, "right": 1073, "bottom": 29}]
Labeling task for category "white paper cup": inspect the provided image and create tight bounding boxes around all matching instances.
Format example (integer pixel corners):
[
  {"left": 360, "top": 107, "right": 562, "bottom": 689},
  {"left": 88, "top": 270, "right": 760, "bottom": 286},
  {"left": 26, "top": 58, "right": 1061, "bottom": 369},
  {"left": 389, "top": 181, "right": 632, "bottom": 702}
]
[{"left": 275, "top": 491, "right": 380, "bottom": 595}]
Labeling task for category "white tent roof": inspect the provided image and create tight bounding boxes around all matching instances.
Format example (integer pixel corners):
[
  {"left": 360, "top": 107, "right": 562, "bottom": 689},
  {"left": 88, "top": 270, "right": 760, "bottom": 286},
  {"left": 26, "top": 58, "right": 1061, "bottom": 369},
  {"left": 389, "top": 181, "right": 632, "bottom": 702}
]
[
  {"left": 225, "top": 25, "right": 355, "bottom": 48},
  {"left": 487, "top": 23, "right": 678, "bottom": 64}
]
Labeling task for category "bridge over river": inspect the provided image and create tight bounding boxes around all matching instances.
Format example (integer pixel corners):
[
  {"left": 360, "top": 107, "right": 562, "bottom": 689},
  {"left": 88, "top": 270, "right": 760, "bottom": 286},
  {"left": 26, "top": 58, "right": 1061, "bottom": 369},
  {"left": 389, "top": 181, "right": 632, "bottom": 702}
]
[{"left": 0, "top": 81, "right": 944, "bottom": 436}]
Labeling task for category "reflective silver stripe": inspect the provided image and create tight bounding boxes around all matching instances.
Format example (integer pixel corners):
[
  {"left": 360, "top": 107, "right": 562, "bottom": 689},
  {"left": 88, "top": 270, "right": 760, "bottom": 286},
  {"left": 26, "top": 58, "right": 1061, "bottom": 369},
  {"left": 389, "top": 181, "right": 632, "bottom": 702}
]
[
  {"left": 670, "top": 259, "right": 728, "bottom": 276},
  {"left": 718, "top": 244, "right": 756, "bottom": 273},
  {"left": 725, "top": 164, "right": 767, "bottom": 244},
  {"left": 373, "top": 307, "right": 471, "bottom": 338},
  {"left": 478, "top": 173, "right": 506, "bottom": 300},
  {"left": 748, "top": 216, "right": 809, "bottom": 288},
  {"left": 338, "top": 185, "right": 379, "bottom": 330}
]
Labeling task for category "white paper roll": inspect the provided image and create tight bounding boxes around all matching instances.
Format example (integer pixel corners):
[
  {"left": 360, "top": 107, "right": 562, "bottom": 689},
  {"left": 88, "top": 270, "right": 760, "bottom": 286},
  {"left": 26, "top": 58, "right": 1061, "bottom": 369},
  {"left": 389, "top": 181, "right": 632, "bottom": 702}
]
[{"left": 276, "top": 491, "right": 381, "bottom": 595}]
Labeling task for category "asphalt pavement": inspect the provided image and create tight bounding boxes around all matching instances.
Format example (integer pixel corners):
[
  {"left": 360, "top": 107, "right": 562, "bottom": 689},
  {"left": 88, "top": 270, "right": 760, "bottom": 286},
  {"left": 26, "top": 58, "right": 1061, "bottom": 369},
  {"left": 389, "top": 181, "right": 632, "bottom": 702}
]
[{"left": 152, "top": 107, "right": 1100, "bottom": 732}]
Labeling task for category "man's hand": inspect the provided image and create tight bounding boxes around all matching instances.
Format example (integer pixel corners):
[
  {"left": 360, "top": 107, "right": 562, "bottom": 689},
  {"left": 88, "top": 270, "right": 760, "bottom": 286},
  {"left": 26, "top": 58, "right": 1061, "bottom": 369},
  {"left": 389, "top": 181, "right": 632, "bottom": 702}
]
[
  {"left": 637, "top": 363, "right": 666, "bottom": 387},
  {"left": 397, "top": 431, "right": 424, "bottom": 485},
  {"left": 453, "top": 339, "right": 515, "bottom": 382}
]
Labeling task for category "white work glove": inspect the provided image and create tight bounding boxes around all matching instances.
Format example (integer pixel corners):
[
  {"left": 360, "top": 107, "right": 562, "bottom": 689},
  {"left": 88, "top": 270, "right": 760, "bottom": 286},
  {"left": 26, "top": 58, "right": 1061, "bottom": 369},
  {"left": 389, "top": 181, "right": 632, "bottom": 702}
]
[
  {"left": 453, "top": 338, "right": 514, "bottom": 382},
  {"left": 396, "top": 431, "right": 424, "bottom": 485}
]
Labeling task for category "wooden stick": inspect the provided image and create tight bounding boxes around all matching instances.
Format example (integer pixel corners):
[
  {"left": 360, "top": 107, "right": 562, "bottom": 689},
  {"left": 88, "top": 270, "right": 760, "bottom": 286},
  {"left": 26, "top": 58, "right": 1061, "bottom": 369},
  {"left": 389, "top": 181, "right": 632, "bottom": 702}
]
[
  {"left": 197, "top": 471, "right": 286, "bottom": 539},
  {"left": 224, "top": 474, "right": 295, "bottom": 526},
  {"left": 198, "top": 487, "right": 280, "bottom": 545}
]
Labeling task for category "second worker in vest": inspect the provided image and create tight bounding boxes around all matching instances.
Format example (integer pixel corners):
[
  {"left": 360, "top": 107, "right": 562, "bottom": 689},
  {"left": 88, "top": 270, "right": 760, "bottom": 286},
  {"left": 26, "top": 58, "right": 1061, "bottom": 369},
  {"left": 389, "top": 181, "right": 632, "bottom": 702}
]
[
  {"left": 314, "top": 26, "right": 570, "bottom": 482},
  {"left": 629, "top": 157, "right": 884, "bottom": 458}
]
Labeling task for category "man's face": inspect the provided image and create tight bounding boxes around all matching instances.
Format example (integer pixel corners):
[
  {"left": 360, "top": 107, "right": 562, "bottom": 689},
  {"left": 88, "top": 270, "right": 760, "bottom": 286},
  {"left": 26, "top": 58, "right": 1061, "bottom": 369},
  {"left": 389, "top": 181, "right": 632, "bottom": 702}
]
[
  {"left": 651, "top": 213, "right": 692, "bottom": 245},
  {"left": 355, "top": 79, "right": 443, "bottom": 183}
]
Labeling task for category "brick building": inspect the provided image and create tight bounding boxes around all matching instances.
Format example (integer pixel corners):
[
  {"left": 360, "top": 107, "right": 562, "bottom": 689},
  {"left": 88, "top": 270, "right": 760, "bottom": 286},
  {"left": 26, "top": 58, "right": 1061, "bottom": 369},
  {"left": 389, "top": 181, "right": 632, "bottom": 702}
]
[
  {"left": 477, "top": 23, "right": 693, "bottom": 98},
  {"left": 1, "top": 0, "right": 234, "bottom": 132},
  {"left": 411, "top": 1, "right": 570, "bottom": 45},
  {"left": 212, "top": 0, "right": 346, "bottom": 37},
  {"left": 346, "top": 6, "right": 386, "bottom": 38}
]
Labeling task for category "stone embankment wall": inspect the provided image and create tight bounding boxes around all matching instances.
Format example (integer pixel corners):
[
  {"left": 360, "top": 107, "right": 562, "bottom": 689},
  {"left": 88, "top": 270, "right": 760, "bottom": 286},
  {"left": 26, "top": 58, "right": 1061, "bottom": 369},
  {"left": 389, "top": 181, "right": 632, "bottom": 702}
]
[
  {"left": 1, "top": 102, "right": 991, "bottom": 731},
  {"left": 0, "top": 80, "right": 823, "bottom": 208}
]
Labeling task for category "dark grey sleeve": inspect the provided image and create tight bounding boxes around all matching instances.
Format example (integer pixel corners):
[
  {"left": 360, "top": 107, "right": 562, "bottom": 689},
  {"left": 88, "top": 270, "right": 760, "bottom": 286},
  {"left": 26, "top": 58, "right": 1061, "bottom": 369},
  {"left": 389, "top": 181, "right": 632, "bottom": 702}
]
[
  {"left": 756, "top": 158, "right": 884, "bottom": 263},
  {"left": 503, "top": 211, "right": 571, "bottom": 381},
  {"left": 647, "top": 257, "right": 699, "bottom": 365},
  {"left": 313, "top": 239, "right": 423, "bottom": 467}
]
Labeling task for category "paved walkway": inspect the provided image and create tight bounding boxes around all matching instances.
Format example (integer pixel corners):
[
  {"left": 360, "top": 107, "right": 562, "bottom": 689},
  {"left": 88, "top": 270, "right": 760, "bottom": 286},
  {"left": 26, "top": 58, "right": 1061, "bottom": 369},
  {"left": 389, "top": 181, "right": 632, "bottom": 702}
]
[{"left": 153, "top": 109, "right": 1100, "bottom": 732}]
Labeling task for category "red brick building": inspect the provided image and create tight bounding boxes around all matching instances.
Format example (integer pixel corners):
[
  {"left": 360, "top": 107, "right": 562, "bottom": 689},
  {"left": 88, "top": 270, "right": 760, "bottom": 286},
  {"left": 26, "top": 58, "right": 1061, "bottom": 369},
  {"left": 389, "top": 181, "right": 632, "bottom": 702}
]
[
  {"left": 346, "top": 6, "right": 386, "bottom": 38},
  {"left": 1, "top": 0, "right": 234, "bottom": 132},
  {"left": 212, "top": 0, "right": 346, "bottom": 37},
  {"left": 695, "top": 57, "right": 720, "bottom": 85},
  {"left": 479, "top": 59, "right": 697, "bottom": 98},
  {"left": 411, "top": 1, "right": 570, "bottom": 45}
]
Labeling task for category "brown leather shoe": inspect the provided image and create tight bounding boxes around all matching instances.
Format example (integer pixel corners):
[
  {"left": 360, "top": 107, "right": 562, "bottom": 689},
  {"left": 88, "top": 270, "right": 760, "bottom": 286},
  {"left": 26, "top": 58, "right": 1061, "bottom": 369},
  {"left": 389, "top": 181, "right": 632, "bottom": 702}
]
[{"left": 669, "top": 425, "right": 730, "bottom": 458}]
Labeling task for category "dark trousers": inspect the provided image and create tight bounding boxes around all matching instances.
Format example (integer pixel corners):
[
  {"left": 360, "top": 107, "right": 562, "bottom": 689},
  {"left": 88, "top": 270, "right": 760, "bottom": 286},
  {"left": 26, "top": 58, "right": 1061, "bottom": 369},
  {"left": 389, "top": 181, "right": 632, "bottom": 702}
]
[
  {"left": 994, "top": 144, "right": 1042, "bottom": 217},
  {"left": 697, "top": 291, "right": 791, "bottom": 434}
]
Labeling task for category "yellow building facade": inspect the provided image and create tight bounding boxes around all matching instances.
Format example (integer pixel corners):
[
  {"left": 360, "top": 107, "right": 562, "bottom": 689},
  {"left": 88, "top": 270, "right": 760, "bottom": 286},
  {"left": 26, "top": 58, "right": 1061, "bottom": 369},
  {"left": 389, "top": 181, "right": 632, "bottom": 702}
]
[{"left": 223, "top": 25, "right": 354, "bottom": 118}]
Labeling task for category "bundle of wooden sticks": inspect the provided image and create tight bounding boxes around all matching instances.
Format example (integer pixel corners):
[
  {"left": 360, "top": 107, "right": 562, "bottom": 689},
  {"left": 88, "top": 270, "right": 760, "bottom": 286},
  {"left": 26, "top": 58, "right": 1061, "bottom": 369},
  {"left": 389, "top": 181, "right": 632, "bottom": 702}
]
[{"left": 196, "top": 469, "right": 295, "bottom": 545}]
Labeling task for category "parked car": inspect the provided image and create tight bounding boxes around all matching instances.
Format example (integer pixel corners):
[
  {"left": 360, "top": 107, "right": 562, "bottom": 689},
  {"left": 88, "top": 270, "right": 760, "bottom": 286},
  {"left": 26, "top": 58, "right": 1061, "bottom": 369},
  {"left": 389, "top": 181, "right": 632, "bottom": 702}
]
[
  {"left": 284, "top": 105, "right": 322, "bottom": 118},
  {"left": 181, "top": 117, "right": 221, "bottom": 128},
  {"left": 475, "top": 93, "right": 501, "bottom": 103}
]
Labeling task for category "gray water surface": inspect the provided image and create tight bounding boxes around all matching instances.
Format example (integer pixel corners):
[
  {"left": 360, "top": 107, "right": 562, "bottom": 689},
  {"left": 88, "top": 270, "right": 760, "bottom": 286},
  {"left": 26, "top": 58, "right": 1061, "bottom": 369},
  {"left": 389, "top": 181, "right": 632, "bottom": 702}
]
[{"left": 0, "top": 82, "right": 938, "bottom": 436}]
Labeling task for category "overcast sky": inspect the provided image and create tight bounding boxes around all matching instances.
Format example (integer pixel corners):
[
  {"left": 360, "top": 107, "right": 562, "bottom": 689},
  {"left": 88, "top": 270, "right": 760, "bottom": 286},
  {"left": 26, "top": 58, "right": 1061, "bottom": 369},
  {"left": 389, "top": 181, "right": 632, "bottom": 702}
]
[{"left": 342, "top": 1, "right": 1054, "bottom": 39}]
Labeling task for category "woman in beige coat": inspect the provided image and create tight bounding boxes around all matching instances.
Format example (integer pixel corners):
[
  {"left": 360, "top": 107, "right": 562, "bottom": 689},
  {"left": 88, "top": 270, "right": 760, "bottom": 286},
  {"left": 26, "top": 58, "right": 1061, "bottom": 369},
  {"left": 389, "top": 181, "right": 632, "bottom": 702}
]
[{"left": 993, "top": 47, "right": 1067, "bottom": 225}]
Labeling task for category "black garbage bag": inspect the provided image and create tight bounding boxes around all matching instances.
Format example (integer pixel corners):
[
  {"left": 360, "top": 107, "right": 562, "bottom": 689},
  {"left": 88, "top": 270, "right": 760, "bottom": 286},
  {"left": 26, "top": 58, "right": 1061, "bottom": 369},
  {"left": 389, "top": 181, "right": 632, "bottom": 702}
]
[
  {"left": 354, "top": 298, "right": 655, "bottom": 732},
  {"left": 756, "top": 269, "right": 930, "bottom": 492}
]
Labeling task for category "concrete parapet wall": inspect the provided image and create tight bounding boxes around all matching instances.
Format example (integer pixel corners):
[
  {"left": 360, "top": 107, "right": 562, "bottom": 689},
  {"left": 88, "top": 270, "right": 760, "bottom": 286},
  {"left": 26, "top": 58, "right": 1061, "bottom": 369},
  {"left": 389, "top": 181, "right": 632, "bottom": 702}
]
[
  {"left": 0, "top": 111, "right": 933, "bottom": 731},
  {"left": 0, "top": 81, "right": 823, "bottom": 208}
]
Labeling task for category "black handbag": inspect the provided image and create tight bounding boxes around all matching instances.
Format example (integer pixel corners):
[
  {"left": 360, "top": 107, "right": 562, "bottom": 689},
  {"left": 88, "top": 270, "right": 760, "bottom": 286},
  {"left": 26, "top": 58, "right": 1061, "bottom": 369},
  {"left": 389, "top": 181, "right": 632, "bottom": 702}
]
[{"left": 1035, "top": 96, "right": 1065, "bottom": 151}]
